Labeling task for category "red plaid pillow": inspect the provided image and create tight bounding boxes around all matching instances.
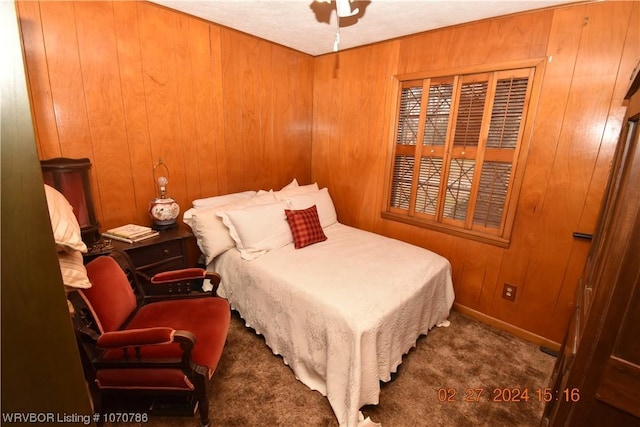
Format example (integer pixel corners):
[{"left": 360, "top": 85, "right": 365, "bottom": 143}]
[{"left": 284, "top": 205, "right": 327, "bottom": 249}]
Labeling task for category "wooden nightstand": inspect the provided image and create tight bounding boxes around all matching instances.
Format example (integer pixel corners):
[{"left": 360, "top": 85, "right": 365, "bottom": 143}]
[{"left": 85, "top": 228, "right": 200, "bottom": 282}]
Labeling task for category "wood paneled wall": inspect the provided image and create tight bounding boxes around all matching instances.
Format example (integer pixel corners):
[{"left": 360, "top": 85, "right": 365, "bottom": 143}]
[
  {"left": 18, "top": 0, "right": 313, "bottom": 230},
  {"left": 312, "top": 1, "right": 639, "bottom": 344},
  {"left": 18, "top": 0, "right": 639, "bottom": 344}
]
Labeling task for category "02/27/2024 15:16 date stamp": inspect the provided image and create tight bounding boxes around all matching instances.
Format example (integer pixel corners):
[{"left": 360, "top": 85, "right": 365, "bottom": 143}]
[{"left": 437, "top": 387, "right": 581, "bottom": 403}]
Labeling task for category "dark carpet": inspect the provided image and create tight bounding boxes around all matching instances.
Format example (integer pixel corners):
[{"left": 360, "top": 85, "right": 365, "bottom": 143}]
[{"left": 108, "top": 310, "right": 555, "bottom": 427}]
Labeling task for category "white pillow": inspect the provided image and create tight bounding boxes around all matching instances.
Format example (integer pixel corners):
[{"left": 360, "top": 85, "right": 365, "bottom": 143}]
[
  {"left": 255, "top": 179, "right": 299, "bottom": 196},
  {"left": 281, "top": 178, "right": 299, "bottom": 190},
  {"left": 44, "top": 184, "right": 87, "bottom": 253},
  {"left": 257, "top": 182, "right": 319, "bottom": 197},
  {"left": 192, "top": 190, "right": 257, "bottom": 209},
  {"left": 43, "top": 184, "right": 91, "bottom": 290},
  {"left": 185, "top": 190, "right": 258, "bottom": 227},
  {"left": 284, "top": 187, "right": 337, "bottom": 228},
  {"left": 217, "top": 201, "right": 293, "bottom": 261},
  {"left": 189, "top": 193, "right": 276, "bottom": 264},
  {"left": 182, "top": 208, "right": 197, "bottom": 227},
  {"left": 58, "top": 250, "right": 92, "bottom": 290},
  {"left": 272, "top": 182, "right": 319, "bottom": 199}
]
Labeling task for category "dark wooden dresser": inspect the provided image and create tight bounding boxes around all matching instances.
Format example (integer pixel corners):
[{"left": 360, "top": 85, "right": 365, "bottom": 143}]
[
  {"left": 542, "top": 65, "right": 640, "bottom": 426},
  {"left": 85, "top": 227, "right": 200, "bottom": 282}
]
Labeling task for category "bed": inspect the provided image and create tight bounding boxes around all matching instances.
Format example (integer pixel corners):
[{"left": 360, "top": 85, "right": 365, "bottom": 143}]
[{"left": 184, "top": 182, "right": 455, "bottom": 427}]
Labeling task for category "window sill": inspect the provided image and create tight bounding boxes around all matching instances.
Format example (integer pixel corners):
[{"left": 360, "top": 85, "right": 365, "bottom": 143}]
[{"left": 381, "top": 211, "right": 511, "bottom": 248}]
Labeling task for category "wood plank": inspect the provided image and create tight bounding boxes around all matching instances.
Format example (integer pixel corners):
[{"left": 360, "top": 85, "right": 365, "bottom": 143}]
[
  {"left": 454, "top": 240, "right": 503, "bottom": 310},
  {"left": 398, "top": 29, "right": 446, "bottom": 74},
  {"left": 551, "top": 237, "right": 592, "bottom": 334},
  {"left": 174, "top": 13, "right": 201, "bottom": 206},
  {"left": 335, "top": 49, "right": 364, "bottom": 225},
  {"left": 237, "top": 34, "right": 261, "bottom": 191},
  {"left": 323, "top": 54, "right": 344, "bottom": 192},
  {"left": 16, "top": 0, "right": 61, "bottom": 159},
  {"left": 313, "top": 42, "right": 399, "bottom": 230},
  {"left": 526, "top": 1, "right": 634, "bottom": 341},
  {"left": 358, "top": 44, "right": 395, "bottom": 231},
  {"left": 38, "top": 1, "right": 91, "bottom": 159},
  {"left": 578, "top": 0, "right": 640, "bottom": 235},
  {"left": 188, "top": 18, "right": 220, "bottom": 201},
  {"left": 74, "top": 1, "right": 136, "bottom": 229},
  {"left": 491, "top": 4, "right": 585, "bottom": 329},
  {"left": 271, "top": 45, "right": 313, "bottom": 187},
  {"left": 210, "top": 25, "right": 228, "bottom": 195},
  {"left": 311, "top": 54, "right": 336, "bottom": 188},
  {"left": 220, "top": 29, "right": 255, "bottom": 192},
  {"left": 256, "top": 40, "right": 274, "bottom": 191},
  {"left": 399, "top": 9, "right": 552, "bottom": 74},
  {"left": 137, "top": 2, "right": 187, "bottom": 215},
  {"left": 36, "top": 1, "right": 103, "bottom": 224},
  {"left": 610, "top": 184, "right": 640, "bottom": 366},
  {"left": 219, "top": 28, "right": 314, "bottom": 194},
  {"left": 112, "top": 0, "right": 155, "bottom": 225}
]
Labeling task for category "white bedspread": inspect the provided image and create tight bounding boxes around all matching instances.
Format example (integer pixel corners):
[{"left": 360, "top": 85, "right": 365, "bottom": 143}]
[{"left": 211, "top": 223, "right": 455, "bottom": 426}]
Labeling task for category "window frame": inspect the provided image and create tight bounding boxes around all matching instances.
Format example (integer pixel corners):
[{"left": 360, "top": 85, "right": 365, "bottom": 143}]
[{"left": 382, "top": 59, "right": 546, "bottom": 247}]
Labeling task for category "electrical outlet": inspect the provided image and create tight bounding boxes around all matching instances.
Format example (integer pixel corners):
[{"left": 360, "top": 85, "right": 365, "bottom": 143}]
[{"left": 502, "top": 283, "right": 517, "bottom": 301}]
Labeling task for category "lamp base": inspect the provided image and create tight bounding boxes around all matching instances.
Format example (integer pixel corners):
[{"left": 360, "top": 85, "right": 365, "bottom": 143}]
[
  {"left": 151, "top": 222, "right": 177, "bottom": 231},
  {"left": 149, "top": 197, "right": 180, "bottom": 231}
]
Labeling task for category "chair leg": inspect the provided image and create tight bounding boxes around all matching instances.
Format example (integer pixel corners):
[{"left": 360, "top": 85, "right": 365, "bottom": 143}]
[{"left": 192, "top": 373, "right": 210, "bottom": 427}]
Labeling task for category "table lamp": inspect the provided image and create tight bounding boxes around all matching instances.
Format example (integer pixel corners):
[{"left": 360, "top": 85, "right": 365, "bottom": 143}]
[{"left": 148, "top": 159, "right": 180, "bottom": 230}]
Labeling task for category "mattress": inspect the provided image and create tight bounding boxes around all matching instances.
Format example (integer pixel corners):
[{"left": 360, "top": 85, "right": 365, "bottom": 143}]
[{"left": 211, "top": 222, "right": 455, "bottom": 426}]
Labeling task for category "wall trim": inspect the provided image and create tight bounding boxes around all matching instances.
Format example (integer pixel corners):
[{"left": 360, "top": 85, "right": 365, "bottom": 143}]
[{"left": 453, "top": 303, "right": 562, "bottom": 353}]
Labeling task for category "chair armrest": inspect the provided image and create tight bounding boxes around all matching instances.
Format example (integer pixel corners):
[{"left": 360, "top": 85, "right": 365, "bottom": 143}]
[
  {"left": 95, "top": 328, "right": 197, "bottom": 367},
  {"left": 141, "top": 268, "right": 222, "bottom": 297},
  {"left": 151, "top": 268, "right": 206, "bottom": 283},
  {"left": 97, "top": 327, "right": 178, "bottom": 349}
]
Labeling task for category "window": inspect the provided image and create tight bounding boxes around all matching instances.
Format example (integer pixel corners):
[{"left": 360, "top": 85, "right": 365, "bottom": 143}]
[{"left": 384, "top": 63, "right": 541, "bottom": 246}]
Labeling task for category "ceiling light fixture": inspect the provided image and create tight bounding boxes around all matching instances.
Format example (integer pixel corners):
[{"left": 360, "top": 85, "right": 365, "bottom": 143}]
[
  {"left": 333, "top": 24, "right": 340, "bottom": 52},
  {"left": 316, "top": 0, "right": 359, "bottom": 52},
  {"left": 336, "top": 0, "right": 359, "bottom": 18},
  {"left": 311, "top": 0, "right": 362, "bottom": 52}
]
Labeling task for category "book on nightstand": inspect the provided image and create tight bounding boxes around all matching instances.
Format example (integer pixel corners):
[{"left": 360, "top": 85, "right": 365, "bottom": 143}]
[{"left": 102, "top": 224, "right": 159, "bottom": 243}]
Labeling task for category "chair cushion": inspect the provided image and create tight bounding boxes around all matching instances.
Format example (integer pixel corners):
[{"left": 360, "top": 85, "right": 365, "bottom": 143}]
[
  {"left": 84, "top": 256, "right": 137, "bottom": 332},
  {"left": 95, "top": 368, "right": 194, "bottom": 391},
  {"left": 103, "top": 297, "right": 230, "bottom": 376}
]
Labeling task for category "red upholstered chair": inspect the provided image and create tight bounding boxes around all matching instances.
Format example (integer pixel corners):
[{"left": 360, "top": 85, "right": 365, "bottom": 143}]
[{"left": 68, "top": 250, "right": 230, "bottom": 427}]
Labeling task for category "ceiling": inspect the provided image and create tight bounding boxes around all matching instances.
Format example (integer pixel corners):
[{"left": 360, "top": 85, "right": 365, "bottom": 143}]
[{"left": 148, "top": 0, "right": 581, "bottom": 56}]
